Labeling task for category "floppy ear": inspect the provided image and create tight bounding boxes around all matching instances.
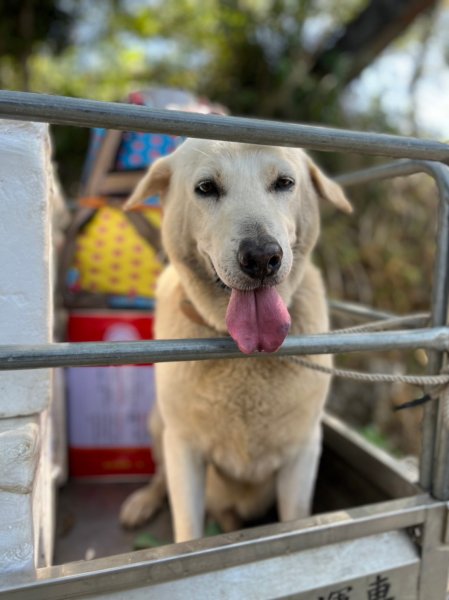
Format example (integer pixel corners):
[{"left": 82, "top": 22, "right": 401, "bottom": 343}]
[
  {"left": 124, "top": 156, "right": 172, "bottom": 210},
  {"left": 307, "top": 158, "right": 353, "bottom": 214}
]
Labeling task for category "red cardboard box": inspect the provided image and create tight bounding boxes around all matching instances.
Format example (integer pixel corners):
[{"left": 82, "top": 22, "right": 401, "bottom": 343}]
[{"left": 66, "top": 311, "right": 156, "bottom": 479}]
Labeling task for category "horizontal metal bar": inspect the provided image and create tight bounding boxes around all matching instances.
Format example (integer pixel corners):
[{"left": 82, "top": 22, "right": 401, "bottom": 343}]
[
  {"left": 336, "top": 159, "right": 449, "bottom": 193},
  {"left": 0, "top": 495, "right": 435, "bottom": 598},
  {"left": 7, "top": 534, "right": 421, "bottom": 600},
  {"left": 0, "top": 91, "right": 449, "bottom": 161},
  {"left": 328, "top": 301, "right": 430, "bottom": 330},
  {"left": 0, "top": 328, "right": 448, "bottom": 370},
  {"left": 336, "top": 159, "right": 429, "bottom": 186},
  {"left": 329, "top": 299, "right": 395, "bottom": 321}
]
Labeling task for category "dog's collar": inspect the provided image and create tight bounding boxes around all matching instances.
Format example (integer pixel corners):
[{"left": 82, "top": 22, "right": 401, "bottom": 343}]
[
  {"left": 178, "top": 283, "right": 226, "bottom": 332},
  {"left": 180, "top": 296, "right": 210, "bottom": 328}
]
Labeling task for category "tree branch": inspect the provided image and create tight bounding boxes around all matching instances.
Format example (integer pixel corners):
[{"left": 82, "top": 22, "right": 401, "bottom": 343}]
[{"left": 309, "top": 0, "right": 438, "bottom": 87}]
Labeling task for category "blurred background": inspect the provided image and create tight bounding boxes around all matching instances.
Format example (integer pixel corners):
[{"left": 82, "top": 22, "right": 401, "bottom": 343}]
[{"left": 2, "top": 0, "right": 449, "bottom": 459}]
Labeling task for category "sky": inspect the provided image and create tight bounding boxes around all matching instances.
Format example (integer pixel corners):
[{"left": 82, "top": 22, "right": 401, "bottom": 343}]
[{"left": 346, "top": 6, "right": 449, "bottom": 140}]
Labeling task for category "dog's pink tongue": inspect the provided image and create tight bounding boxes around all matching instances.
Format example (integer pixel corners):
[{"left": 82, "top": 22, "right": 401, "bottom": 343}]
[{"left": 225, "top": 287, "right": 291, "bottom": 354}]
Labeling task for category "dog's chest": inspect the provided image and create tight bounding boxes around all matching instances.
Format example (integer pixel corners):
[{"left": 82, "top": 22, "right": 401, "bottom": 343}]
[{"left": 157, "top": 357, "right": 328, "bottom": 482}]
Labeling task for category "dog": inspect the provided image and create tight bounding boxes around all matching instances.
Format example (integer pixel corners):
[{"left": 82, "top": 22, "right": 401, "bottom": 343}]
[{"left": 120, "top": 139, "right": 352, "bottom": 543}]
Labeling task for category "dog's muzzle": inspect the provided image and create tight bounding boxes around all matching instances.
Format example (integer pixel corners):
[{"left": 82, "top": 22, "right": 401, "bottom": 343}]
[{"left": 237, "top": 237, "right": 283, "bottom": 280}]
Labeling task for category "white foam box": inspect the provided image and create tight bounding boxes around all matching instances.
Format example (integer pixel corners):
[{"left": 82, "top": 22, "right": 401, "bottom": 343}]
[{"left": 66, "top": 311, "right": 156, "bottom": 479}]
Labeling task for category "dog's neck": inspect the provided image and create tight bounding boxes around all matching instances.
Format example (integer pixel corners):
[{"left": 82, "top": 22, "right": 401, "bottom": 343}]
[
  {"left": 179, "top": 293, "right": 210, "bottom": 328},
  {"left": 178, "top": 278, "right": 229, "bottom": 335},
  {"left": 174, "top": 261, "right": 230, "bottom": 333}
]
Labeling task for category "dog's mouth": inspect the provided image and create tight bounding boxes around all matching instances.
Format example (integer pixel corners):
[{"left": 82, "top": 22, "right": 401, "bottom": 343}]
[
  {"left": 213, "top": 273, "right": 231, "bottom": 292},
  {"left": 208, "top": 258, "right": 291, "bottom": 354},
  {"left": 210, "top": 266, "right": 290, "bottom": 355},
  {"left": 225, "top": 286, "right": 291, "bottom": 354}
]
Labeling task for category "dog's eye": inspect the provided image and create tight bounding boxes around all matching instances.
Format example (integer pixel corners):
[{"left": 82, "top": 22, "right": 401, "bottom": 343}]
[
  {"left": 195, "top": 180, "right": 220, "bottom": 198},
  {"left": 273, "top": 176, "right": 295, "bottom": 192}
]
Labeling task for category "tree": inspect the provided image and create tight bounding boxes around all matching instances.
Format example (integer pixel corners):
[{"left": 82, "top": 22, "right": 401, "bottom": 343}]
[
  {"left": 2, "top": 0, "right": 443, "bottom": 190},
  {"left": 1, "top": 0, "right": 440, "bottom": 126},
  {"left": 0, "top": 0, "right": 77, "bottom": 90},
  {"left": 310, "top": 0, "right": 437, "bottom": 86},
  {"left": 100, "top": 0, "right": 437, "bottom": 123}
]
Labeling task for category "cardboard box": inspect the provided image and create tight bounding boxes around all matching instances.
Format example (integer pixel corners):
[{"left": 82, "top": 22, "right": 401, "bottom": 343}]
[{"left": 66, "top": 311, "right": 156, "bottom": 479}]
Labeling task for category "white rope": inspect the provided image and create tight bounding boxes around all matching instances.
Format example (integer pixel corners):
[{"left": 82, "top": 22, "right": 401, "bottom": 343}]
[
  {"left": 285, "top": 311, "right": 448, "bottom": 393},
  {"left": 286, "top": 355, "right": 449, "bottom": 388}
]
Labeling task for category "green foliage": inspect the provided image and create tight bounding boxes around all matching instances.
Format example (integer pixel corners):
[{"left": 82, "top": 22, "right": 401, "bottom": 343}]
[
  {"left": 360, "top": 424, "right": 401, "bottom": 456},
  {"left": 317, "top": 171, "right": 437, "bottom": 315},
  {"left": 0, "top": 0, "right": 77, "bottom": 89},
  {"left": 0, "top": 0, "right": 73, "bottom": 56},
  {"left": 0, "top": 0, "right": 365, "bottom": 122}
]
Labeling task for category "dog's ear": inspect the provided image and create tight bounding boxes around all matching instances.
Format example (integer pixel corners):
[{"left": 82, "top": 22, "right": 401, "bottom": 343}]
[
  {"left": 124, "top": 156, "right": 172, "bottom": 210},
  {"left": 307, "top": 158, "right": 353, "bottom": 214}
]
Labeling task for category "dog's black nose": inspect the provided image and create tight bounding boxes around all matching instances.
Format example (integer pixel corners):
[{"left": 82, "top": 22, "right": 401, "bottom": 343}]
[{"left": 238, "top": 238, "right": 283, "bottom": 279}]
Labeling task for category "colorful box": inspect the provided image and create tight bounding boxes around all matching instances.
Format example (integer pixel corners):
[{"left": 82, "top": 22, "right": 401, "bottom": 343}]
[{"left": 66, "top": 311, "right": 156, "bottom": 479}]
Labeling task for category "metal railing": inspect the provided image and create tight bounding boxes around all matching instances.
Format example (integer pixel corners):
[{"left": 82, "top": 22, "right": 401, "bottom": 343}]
[
  {"left": 0, "top": 328, "right": 448, "bottom": 370},
  {"left": 1, "top": 91, "right": 449, "bottom": 501},
  {"left": 1, "top": 90, "right": 449, "bottom": 162}
]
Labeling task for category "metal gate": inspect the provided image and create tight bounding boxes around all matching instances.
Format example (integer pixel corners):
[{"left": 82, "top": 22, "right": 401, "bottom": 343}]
[{"left": 1, "top": 90, "right": 449, "bottom": 599}]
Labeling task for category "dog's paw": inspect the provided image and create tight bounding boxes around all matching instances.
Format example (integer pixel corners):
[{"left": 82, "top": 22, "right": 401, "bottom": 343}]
[{"left": 120, "top": 487, "right": 160, "bottom": 528}]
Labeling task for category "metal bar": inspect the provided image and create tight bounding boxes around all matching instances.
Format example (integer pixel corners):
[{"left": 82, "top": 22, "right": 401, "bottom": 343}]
[
  {"left": 0, "top": 495, "right": 434, "bottom": 598},
  {"left": 419, "top": 165, "right": 449, "bottom": 493},
  {"left": 335, "top": 159, "right": 433, "bottom": 187},
  {"left": 330, "top": 308, "right": 429, "bottom": 331},
  {"left": 418, "top": 503, "right": 449, "bottom": 599},
  {"left": 1, "top": 534, "right": 421, "bottom": 600},
  {"left": 0, "top": 328, "right": 448, "bottom": 370},
  {"left": 340, "top": 159, "right": 449, "bottom": 498},
  {"left": 0, "top": 91, "right": 449, "bottom": 161},
  {"left": 428, "top": 165, "right": 449, "bottom": 499},
  {"left": 328, "top": 299, "right": 395, "bottom": 321},
  {"left": 433, "top": 383, "right": 449, "bottom": 500},
  {"left": 333, "top": 158, "right": 449, "bottom": 492},
  {"left": 336, "top": 158, "right": 449, "bottom": 192}
]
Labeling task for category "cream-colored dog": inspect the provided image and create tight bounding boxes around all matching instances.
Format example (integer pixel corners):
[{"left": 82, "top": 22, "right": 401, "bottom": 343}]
[{"left": 120, "top": 139, "right": 351, "bottom": 543}]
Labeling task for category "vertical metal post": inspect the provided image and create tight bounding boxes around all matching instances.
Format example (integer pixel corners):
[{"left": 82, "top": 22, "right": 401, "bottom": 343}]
[
  {"left": 418, "top": 504, "right": 449, "bottom": 599},
  {"left": 430, "top": 165, "right": 449, "bottom": 499},
  {"left": 420, "top": 164, "right": 449, "bottom": 494}
]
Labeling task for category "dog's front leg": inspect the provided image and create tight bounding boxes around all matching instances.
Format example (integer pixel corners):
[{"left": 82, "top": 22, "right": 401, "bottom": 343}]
[
  {"left": 276, "top": 426, "right": 322, "bottom": 522},
  {"left": 163, "top": 428, "right": 206, "bottom": 543}
]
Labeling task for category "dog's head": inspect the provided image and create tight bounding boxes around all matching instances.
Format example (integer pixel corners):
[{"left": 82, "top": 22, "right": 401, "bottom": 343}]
[{"left": 125, "top": 139, "right": 351, "bottom": 353}]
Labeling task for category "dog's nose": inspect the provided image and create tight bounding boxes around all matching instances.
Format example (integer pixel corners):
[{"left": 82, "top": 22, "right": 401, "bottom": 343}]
[{"left": 238, "top": 238, "right": 283, "bottom": 279}]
